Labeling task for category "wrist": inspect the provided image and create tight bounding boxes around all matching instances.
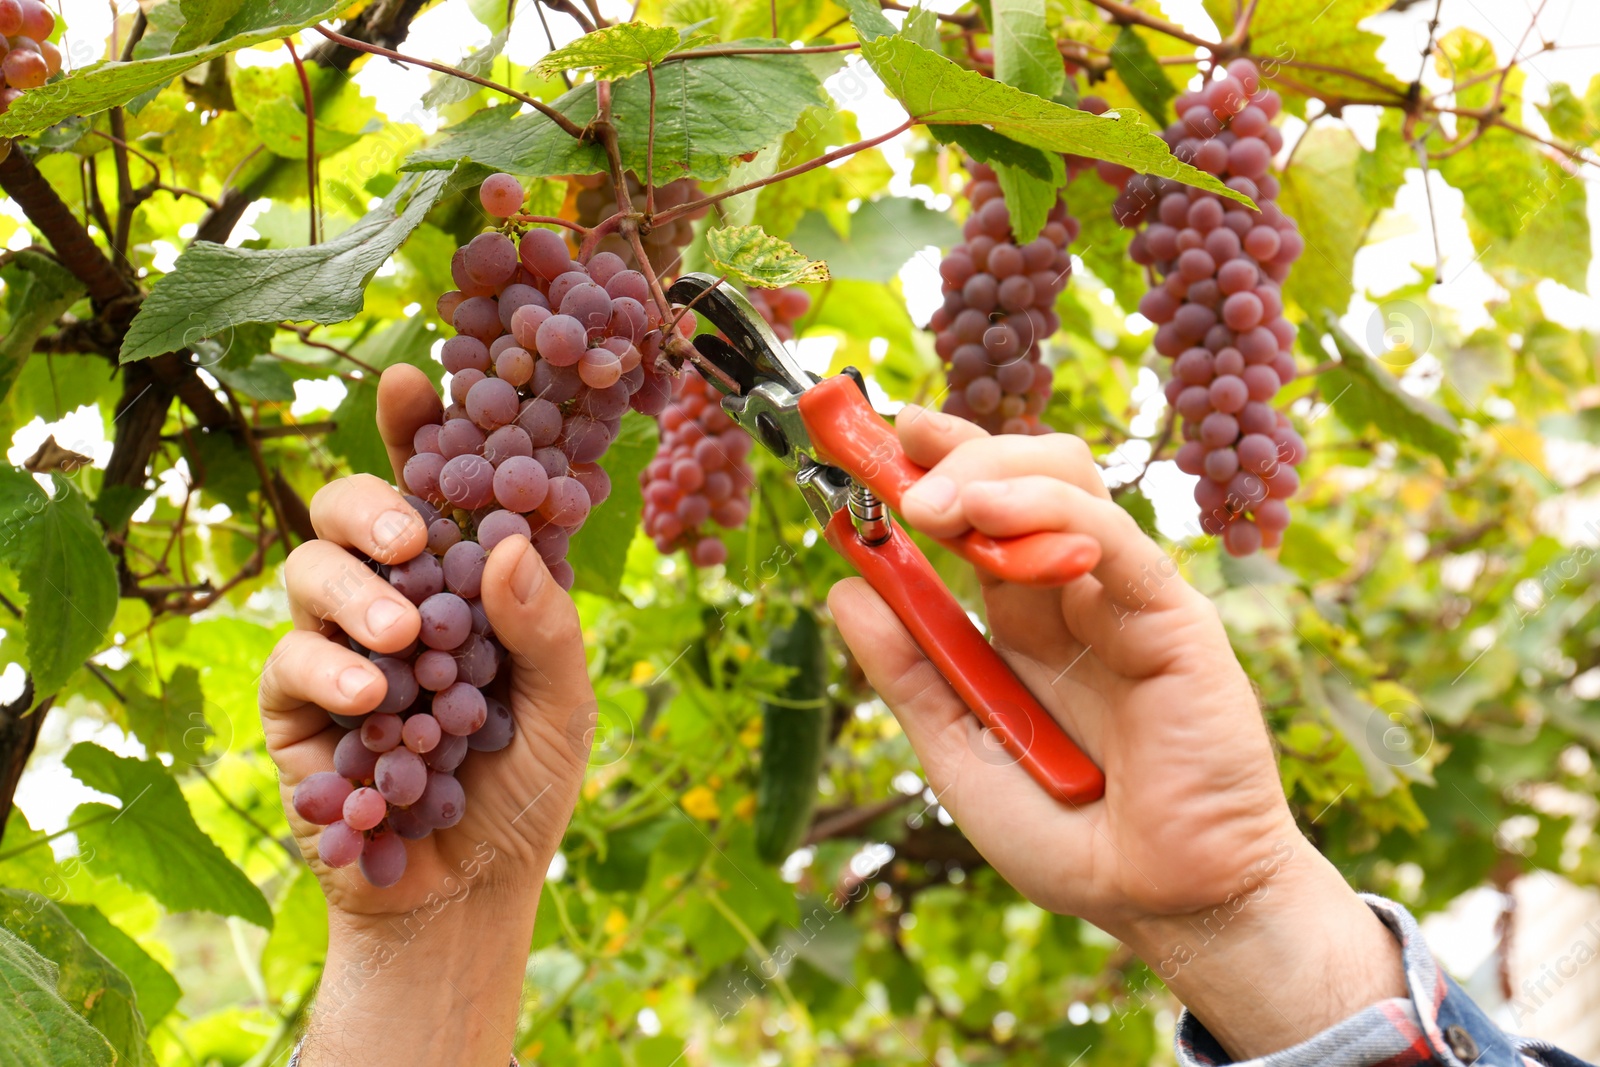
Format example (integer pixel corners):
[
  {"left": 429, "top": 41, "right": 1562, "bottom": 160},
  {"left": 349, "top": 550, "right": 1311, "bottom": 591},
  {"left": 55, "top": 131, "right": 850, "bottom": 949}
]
[
  {"left": 1118, "top": 834, "right": 1407, "bottom": 1061},
  {"left": 304, "top": 885, "right": 540, "bottom": 1067}
]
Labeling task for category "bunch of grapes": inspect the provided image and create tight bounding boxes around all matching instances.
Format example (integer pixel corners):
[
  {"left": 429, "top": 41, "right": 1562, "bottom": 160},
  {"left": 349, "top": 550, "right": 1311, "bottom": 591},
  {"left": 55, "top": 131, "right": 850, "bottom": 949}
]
[
  {"left": 639, "top": 368, "right": 755, "bottom": 566},
  {"left": 1096, "top": 60, "right": 1307, "bottom": 556},
  {"left": 572, "top": 172, "right": 710, "bottom": 276},
  {"left": 637, "top": 287, "right": 805, "bottom": 565},
  {"left": 928, "top": 161, "right": 1074, "bottom": 435},
  {"left": 290, "top": 172, "right": 700, "bottom": 887},
  {"left": 746, "top": 286, "right": 811, "bottom": 342},
  {"left": 0, "top": 0, "right": 61, "bottom": 114}
]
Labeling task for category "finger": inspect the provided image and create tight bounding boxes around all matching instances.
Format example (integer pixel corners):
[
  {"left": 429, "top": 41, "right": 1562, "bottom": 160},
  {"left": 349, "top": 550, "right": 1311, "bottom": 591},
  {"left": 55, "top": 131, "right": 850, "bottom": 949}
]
[
  {"left": 961, "top": 477, "right": 1194, "bottom": 612},
  {"left": 829, "top": 578, "right": 1096, "bottom": 851},
  {"left": 308, "top": 473, "right": 428, "bottom": 564},
  {"left": 378, "top": 363, "right": 443, "bottom": 486},
  {"left": 258, "top": 629, "right": 383, "bottom": 759},
  {"left": 285, "top": 540, "right": 421, "bottom": 652},
  {"left": 895, "top": 403, "right": 989, "bottom": 469},
  {"left": 479, "top": 535, "right": 594, "bottom": 713},
  {"left": 900, "top": 433, "right": 1111, "bottom": 538}
]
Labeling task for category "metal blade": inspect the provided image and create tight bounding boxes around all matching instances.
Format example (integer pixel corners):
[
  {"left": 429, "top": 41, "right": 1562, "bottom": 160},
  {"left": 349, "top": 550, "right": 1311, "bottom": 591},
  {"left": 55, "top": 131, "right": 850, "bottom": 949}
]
[{"left": 665, "top": 273, "right": 814, "bottom": 397}]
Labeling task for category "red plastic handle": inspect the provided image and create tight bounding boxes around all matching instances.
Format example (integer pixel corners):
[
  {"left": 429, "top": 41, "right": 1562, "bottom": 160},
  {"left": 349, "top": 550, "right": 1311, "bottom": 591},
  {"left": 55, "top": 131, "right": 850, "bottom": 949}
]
[
  {"left": 825, "top": 511, "right": 1105, "bottom": 805},
  {"left": 797, "top": 376, "right": 1101, "bottom": 586}
]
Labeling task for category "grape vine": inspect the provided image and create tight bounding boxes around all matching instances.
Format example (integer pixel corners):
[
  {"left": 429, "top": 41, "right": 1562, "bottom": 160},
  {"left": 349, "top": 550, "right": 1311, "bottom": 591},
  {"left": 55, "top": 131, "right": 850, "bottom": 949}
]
[
  {"left": 573, "top": 172, "right": 709, "bottom": 275},
  {"left": 637, "top": 287, "right": 807, "bottom": 564}
]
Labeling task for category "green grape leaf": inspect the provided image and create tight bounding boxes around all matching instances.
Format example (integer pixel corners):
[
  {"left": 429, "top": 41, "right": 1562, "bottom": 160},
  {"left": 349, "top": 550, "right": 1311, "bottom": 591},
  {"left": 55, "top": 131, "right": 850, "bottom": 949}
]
[
  {"left": 0, "top": 472, "right": 116, "bottom": 699},
  {"left": 406, "top": 44, "right": 828, "bottom": 186},
  {"left": 786, "top": 197, "right": 961, "bottom": 283},
  {"left": 1277, "top": 126, "right": 1367, "bottom": 318},
  {"left": 0, "top": 1, "right": 345, "bottom": 137},
  {"left": 534, "top": 21, "right": 683, "bottom": 80},
  {"left": 1322, "top": 320, "right": 1462, "bottom": 470},
  {"left": 259, "top": 867, "right": 328, "bottom": 1002},
  {"left": 0, "top": 927, "right": 113, "bottom": 1067},
  {"left": 570, "top": 412, "right": 656, "bottom": 599},
  {"left": 121, "top": 171, "right": 454, "bottom": 363},
  {"left": 1068, "top": 171, "right": 1142, "bottom": 310},
  {"left": 1471, "top": 155, "right": 1591, "bottom": 292},
  {"left": 994, "top": 163, "right": 1058, "bottom": 244},
  {"left": 0, "top": 252, "right": 85, "bottom": 412},
  {"left": 900, "top": 5, "right": 939, "bottom": 50},
  {"left": 121, "top": 665, "right": 209, "bottom": 765},
  {"left": 54, "top": 905, "right": 181, "bottom": 1028},
  {"left": 858, "top": 36, "right": 1252, "bottom": 206},
  {"left": 329, "top": 317, "right": 443, "bottom": 481},
  {"left": 991, "top": 0, "right": 1063, "bottom": 101},
  {"left": 63, "top": 743, "right": 273, "bottom": 929},
  {"left": 1355, "top": 110, "right": 1411, "bottom": 214},
  {"left": 172, "top": 0, "right": 248, "bottom": 52},
  {"left": 250, "top": 96, "right": 368, "bottom": 160},
  {"left": 706, "top": 225, "right": 831, "bottom": 288},
  {"left": 1538, "top": 82, "right": 1594, "bottom": 145},
  {"left": 0, "top": 890, "right": 154, "bottom": 1067},
  {"left": 924, "top": 124, "right": 1060, "bottom": 182},
  {"left": 422, "top": 28, "right": 509, "bottom": 109},
  {"left": 840, "top": 0, "right": 900, "bottom": 42},
  {"left": 1108, "top": 25, "right": 1176, "bottom": 125},
  {"left": 1207, "top": 0, "right": 1403, "bottom": 115}
]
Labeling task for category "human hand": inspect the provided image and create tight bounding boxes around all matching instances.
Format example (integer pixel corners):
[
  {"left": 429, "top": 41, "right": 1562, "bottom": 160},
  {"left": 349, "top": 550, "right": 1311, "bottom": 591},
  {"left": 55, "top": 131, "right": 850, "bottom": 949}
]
[
  {"left": 829, "top": 406, "right": 1403, "bottom": 1058},
  {"left": 259, "top": 364, "right": 594, "bottom": 1065}
]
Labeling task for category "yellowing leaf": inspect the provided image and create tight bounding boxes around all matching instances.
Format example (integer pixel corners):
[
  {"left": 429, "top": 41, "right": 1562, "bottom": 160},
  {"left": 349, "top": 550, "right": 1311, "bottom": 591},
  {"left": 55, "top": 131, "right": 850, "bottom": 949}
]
[
  {"left": 705, "top": 226, "right": 830, "bottom": 288},
  {"left": 534, "top": 21, "right": 682, "bottom": 81}
]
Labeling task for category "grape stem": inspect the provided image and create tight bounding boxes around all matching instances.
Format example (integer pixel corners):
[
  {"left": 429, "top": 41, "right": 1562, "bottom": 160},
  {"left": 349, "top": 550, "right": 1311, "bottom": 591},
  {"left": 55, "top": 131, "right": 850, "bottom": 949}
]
[
  {"left": 652, "top": 119, "right": 914, "bottom": 227},
  {"left": 312, "top": 26, "right": 590, "bottom": 141},
  {"left": 509, "top": 213, "right": 589, "bottom": 235},
  {"left": 284, "top": 36, "right": 319, "bottom": 245},
  {"left": 575, "top": 210, "right": 625, "bottom": 261}
]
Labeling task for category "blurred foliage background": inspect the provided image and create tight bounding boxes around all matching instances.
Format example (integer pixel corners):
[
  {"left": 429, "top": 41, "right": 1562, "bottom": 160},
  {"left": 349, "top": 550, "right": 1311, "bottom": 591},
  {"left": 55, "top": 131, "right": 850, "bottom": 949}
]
[{"left": 1, "top": 0, "right": 1599, "bottom": 1063}]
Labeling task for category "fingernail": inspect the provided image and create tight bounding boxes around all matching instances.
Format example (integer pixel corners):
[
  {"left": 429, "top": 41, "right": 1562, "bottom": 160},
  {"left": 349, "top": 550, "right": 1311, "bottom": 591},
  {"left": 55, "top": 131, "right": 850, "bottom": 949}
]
[
  {"left": 371, "top": 509, "right": 419, "bottom": 553},
  {"left": 906, "top": 474, "right": 957, "bottom": 513},
  {"left": 510, "top": 539, "right": 543, "bottom": 603},
  {"left": 366, "top": 598, "right": 406, "bottom": 634},
  {"left": 338, "top": 667, "right": 375, "bottom": 699}
]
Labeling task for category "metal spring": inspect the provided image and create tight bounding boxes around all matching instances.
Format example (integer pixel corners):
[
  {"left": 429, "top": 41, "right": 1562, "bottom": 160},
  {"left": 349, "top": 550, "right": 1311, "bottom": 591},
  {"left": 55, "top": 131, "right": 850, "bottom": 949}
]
[{"left": 849, "top": 484, "right": 890, "bottom": 545}]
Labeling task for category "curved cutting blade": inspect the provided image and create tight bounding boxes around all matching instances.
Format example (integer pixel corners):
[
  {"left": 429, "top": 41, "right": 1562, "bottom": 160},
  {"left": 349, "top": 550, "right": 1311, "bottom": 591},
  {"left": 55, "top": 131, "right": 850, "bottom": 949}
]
[{"left": 665, "top": 273, "right": 814, "bottom": 398}]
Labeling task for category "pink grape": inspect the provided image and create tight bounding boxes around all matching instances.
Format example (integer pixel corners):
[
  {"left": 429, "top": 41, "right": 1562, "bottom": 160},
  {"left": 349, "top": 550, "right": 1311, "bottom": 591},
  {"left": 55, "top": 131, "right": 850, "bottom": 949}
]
[
  {"left": 318, "top": 821, "right": 364, "bottom": 867},
  {"left": 360, "top": 830, "right": 408, "bottom": 887},
  {"left": 294, "top": 772, "right": 353, "bottom": 825},
  {"left": 343, "top": 786, "right": 387, "bottom": 831},
  {"left": 479, "top": 173, "right": 525, "bottom": 217}
]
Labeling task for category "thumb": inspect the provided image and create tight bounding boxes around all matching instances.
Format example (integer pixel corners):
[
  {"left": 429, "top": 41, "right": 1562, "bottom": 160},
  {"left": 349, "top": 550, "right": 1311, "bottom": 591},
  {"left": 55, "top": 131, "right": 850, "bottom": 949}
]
[{"left": 479, "top": 536, "right": 595, "bottom": 758}]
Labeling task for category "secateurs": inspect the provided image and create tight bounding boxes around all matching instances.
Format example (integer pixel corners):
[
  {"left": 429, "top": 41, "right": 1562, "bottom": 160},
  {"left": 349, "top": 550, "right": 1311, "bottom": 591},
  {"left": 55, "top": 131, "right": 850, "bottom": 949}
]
[{"left": 665, "top": 273, "right": 1106, "bottom": 806}]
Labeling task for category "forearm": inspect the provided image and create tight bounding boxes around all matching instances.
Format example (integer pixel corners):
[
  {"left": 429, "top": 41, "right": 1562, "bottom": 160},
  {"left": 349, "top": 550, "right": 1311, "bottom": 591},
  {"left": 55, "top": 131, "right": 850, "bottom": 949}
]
[
  {"left": 1120, "top": 835, "right": 1407, "bottom": 1061},
  {"left": 300, "top": 893, "right": 539, "bottom": 1067}
]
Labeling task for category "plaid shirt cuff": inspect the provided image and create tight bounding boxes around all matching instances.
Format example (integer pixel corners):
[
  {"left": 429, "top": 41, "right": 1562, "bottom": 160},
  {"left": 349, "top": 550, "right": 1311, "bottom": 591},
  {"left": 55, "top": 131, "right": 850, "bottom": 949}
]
[{"left": 1174, "top": 894, "right": 1595, "bottom": 1067}]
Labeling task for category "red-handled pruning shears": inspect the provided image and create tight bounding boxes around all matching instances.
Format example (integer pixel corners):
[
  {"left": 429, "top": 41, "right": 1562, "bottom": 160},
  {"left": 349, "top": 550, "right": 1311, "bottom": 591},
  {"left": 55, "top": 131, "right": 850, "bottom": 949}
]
[{"left": 666, "top": 273, "right": 1106, "bottom": 807}]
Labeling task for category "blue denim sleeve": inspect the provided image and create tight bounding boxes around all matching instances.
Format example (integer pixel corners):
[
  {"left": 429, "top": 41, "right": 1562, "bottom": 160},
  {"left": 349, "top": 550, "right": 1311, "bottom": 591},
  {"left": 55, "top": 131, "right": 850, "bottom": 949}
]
[{"left": 1173, "top": 895, "right": 1597, "bottom": 1067}]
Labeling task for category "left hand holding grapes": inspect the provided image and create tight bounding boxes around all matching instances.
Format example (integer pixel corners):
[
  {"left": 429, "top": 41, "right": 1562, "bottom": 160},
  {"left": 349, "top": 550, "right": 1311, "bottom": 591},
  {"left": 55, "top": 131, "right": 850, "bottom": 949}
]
[{"left": 258, "top": 366, "right": 594, "bottom": 1067}]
